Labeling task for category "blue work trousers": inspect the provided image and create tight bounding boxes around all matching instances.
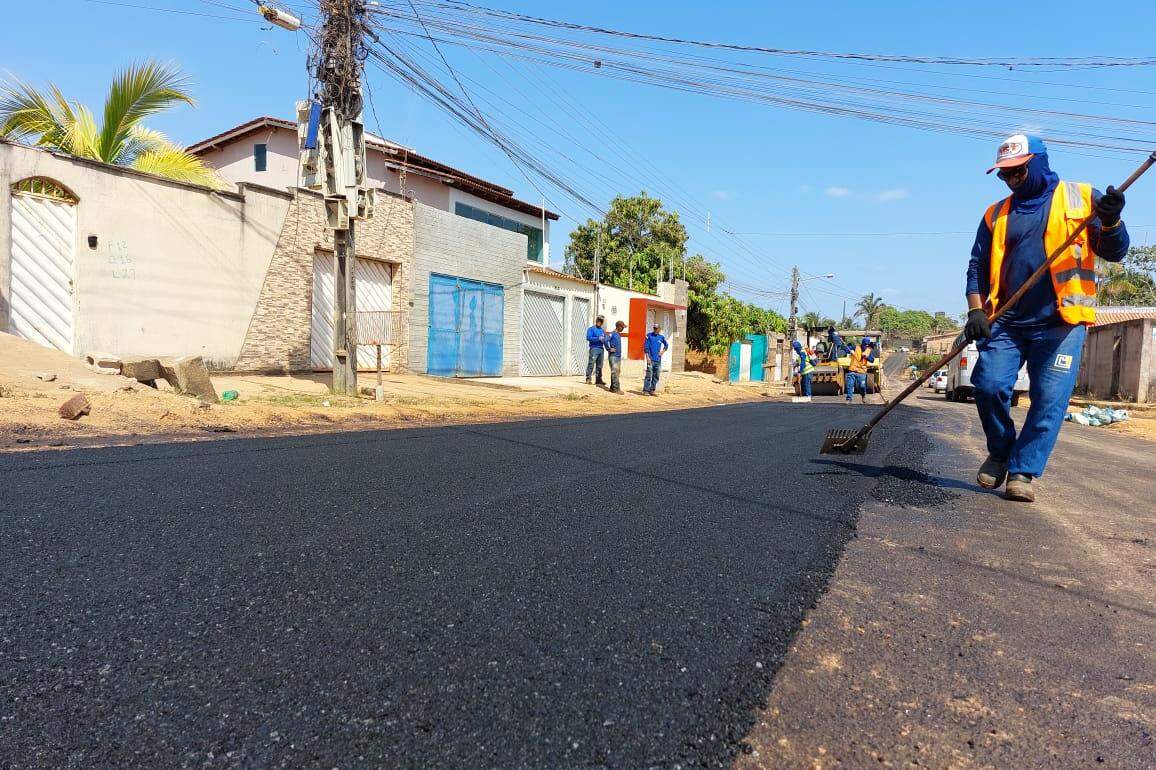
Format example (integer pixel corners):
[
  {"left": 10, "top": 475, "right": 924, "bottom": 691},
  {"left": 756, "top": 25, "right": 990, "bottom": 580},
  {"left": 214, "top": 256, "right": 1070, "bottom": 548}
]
[
  {"left": 799, "top": 373, "right": 813, "bottom": 397},
  {"left": 972, "top": 321, "right": 1086, "bottom": 478},
  {"left": 643, "top": 359, "right": 662, "bottom": 393},
  {"left": 586, "top": 347, "right": 605, "bottom": 383},
  {"left": 845, "top": 372, "right": 867, "bottom": 401}
]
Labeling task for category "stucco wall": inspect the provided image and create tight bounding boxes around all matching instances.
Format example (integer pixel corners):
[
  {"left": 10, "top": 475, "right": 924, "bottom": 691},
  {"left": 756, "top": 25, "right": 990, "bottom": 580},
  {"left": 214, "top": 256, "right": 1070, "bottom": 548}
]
[
  {"left": 1, "top": 141, "right": 290, "bottom": 367},
  {"left": 410, "top": 202, "right": 526, "bottom": 376},
  {"left": 196, "top": 128, "right": 303, "bottom": 194},
  {"left": 233, "top": 188, "right": 414, "bottom": 373}
]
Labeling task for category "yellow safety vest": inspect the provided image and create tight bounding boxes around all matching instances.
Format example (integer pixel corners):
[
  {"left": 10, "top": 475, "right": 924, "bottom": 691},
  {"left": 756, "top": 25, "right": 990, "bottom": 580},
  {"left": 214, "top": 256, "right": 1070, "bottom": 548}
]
[
  {"left": 799, "top": 351, "right": 815, "bottom": 376},
  {"left": 848, "top": 346, "right": 870, "bottom": 374},
  {"left": 984, "top": 180, "right": 1097, "bottom": 325}
]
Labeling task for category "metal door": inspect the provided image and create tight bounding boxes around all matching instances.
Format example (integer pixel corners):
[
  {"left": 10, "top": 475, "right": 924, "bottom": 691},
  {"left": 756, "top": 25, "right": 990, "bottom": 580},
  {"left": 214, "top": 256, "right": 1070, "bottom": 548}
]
[
  {"left": 310, "top": 253, "right": 336, "bottom": 369},
  {"left": 522, "top": 290, "right": 565, "bottom": 376},
  {"left": 568, "top": 296, "right": 591, "bottom": 374},
  {"left": 9, "top": 191, "right": 76, "bottom": 352},
  {"left": 427, "top": 274, "right": 504, "bottom": 377},
  {"left": 354, "top": 258, "right": 392, "bottom": 370},
  {"left": 311, "top": 255, "right": 394, "bottom": 370}
]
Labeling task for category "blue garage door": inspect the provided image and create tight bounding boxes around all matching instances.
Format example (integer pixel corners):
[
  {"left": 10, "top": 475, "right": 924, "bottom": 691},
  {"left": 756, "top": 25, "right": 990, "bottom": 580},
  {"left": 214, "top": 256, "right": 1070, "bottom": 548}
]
[{"left": 427, "top": 274, "right": 505, "bottom": 377}]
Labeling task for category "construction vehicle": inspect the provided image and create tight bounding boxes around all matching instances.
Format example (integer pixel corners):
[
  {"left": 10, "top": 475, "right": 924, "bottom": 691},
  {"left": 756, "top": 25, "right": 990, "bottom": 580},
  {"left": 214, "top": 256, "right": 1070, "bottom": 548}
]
[{"left": 798, "top": 328, "right": 884, "bottom": 397}]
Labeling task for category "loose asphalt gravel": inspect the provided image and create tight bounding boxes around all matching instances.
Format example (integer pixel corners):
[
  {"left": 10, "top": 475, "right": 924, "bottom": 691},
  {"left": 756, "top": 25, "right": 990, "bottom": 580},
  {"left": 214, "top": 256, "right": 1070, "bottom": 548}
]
[{"left": 0, "top": 401, "right": 916, "bottom": 769}]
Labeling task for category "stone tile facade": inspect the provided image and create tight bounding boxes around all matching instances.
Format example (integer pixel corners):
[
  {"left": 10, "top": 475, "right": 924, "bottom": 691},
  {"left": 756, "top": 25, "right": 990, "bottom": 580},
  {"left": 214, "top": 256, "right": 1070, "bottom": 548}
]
[{"left": 234, "top": 189, "right": 414, "bottom": 372}]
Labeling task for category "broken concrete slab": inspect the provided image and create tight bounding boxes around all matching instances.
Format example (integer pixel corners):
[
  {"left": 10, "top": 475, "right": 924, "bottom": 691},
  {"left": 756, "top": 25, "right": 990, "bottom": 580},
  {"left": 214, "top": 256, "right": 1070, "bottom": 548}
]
[
  {"left": 58, "top": 394, "right": 91, "bottom": 420},
  {"left": 159, "top": 356, "right": 219, "bottom": 404},
  {"left": 84, "top": 352, "right": 122, "bottom": 375},
  {"left": 121, "top": 357, "right": 162, "bottom": 382},
  {"left": 35, "top": 372, "right": 57, "bottom": 382}
]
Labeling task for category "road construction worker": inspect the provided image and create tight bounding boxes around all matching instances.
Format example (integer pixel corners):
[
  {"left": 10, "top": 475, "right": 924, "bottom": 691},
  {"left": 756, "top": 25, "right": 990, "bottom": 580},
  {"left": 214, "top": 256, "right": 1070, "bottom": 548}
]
[
  {"left": 792, "top": 339, "right": 816, "bottom": 400},
  {"left": 826, "top": 326, "right": 850, "bottom": 361},
  {"left": 845, "top": 337, "right": 875, "bottom": 403},
  {"left": 642, "top": 323, "right": 668, "bottom": 395},
  {"left": 605, "top": 320, "right": 626, "bottom": 394},
  {"left": 965, "top": 135, "right": 1128, "bottom": 502},
  {"left": 585, "top": 315, "right": 607, "bottom": 385}
]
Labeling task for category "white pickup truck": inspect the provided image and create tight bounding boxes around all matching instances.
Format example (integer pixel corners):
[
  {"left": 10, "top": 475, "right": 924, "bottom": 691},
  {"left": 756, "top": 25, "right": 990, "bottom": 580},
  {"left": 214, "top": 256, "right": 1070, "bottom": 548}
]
[{"left": 945, "top": 334, "right": 1030, "bottom": 406}]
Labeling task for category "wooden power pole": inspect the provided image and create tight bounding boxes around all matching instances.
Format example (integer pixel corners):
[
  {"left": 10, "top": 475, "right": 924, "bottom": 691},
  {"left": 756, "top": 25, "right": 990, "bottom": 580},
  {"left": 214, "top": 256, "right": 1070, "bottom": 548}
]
[{"left": 309, "top": 0, "right": 374, "bottom": 395}]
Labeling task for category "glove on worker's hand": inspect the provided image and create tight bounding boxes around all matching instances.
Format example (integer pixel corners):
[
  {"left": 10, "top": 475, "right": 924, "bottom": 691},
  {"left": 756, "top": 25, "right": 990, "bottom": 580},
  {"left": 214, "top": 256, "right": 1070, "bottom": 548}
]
[
  {"left": 1096, "top": 185, "right": 1125, "bottom": 227},
  {"left": 965, "top": 308, "right": 992, "bottom": 342}
]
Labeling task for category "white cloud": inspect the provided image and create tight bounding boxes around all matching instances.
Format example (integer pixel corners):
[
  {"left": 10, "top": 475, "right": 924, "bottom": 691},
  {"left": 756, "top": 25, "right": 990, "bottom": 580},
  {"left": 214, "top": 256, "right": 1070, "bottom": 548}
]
[
  {"left": 711, "top": 190, "right": 730, "bottom": 200},
  {"left": 824, "top": 186, "right": 851, "bottom": 198},
  {"left": 875, "top": 188, "right": 910, "bottom": 202}
]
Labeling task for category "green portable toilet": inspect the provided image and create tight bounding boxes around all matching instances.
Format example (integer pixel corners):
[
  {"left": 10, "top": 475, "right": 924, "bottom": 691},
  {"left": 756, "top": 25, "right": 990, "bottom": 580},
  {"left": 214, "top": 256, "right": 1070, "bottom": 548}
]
[{"left": 745, "top": 334, "right": 767, "bottom": 382}]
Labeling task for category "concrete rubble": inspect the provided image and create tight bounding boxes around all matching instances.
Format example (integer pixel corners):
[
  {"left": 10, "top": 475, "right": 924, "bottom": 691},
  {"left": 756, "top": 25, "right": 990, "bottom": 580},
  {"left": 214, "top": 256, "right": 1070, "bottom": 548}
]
[{"left": 58, "top": 394, "right": 91, "bottom": 421}]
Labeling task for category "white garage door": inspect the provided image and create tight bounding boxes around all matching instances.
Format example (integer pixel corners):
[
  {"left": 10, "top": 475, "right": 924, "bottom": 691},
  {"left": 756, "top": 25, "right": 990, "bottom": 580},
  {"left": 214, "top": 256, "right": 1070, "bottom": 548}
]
[
  {"left": 569, "top": 296, "right": 591, "bottom": 375},
  {"left": 310, "top": 254, "right": 393, "bottom": 370},
  {"left": 521, "top": 290, "right": 565, "bottom": 376},
  {"left": 9, "top": 191, "right": 76, "bottom": 353}
]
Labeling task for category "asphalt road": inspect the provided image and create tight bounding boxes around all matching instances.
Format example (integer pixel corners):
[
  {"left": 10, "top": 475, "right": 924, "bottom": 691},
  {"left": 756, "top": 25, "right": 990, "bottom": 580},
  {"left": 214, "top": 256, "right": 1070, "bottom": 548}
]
[{"left": 0, "top": 402, "right": 912, "bottom": 769}]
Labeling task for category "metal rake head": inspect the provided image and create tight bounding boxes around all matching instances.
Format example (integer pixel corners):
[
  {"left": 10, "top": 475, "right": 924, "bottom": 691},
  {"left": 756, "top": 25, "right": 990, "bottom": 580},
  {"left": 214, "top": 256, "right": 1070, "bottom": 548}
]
[{"left": 819, "top": 427, "right": 870, "bottom": 455}]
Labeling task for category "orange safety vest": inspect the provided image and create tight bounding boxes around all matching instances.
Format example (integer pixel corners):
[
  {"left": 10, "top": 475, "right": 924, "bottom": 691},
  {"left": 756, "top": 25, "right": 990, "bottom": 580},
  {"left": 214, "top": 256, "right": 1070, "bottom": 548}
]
[
  {"left": 984, "top": 180, "right": 1097, "bottom": 325},
  {"left": 848, "top": 345, "right": 871, "bottom": 374}
]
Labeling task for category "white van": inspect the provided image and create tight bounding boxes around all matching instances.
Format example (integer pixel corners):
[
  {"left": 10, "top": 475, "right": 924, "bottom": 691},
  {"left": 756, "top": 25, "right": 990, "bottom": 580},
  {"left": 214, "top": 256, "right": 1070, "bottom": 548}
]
[{"left": 945, "top": 334, "right": 1030, "bottom": 405}]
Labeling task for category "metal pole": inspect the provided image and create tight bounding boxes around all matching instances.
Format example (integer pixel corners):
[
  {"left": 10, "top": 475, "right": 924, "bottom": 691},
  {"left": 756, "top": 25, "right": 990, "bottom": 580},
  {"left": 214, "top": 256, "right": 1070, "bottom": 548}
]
[{"left": 788, "top": 265, "right": 799, "bottom": 342}]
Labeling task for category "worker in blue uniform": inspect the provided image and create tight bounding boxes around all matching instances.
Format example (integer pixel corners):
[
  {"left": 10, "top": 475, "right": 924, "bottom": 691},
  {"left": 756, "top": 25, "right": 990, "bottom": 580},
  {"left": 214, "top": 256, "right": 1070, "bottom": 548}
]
[
  {"left": 792, "top": 339, "right": 816, "bottom": 401},
  {"left": 585, "top": 315, "right": 607, "bottom": 385},
  {"left": 965, "top": 135, "right": 1128, "bottom": 502}
]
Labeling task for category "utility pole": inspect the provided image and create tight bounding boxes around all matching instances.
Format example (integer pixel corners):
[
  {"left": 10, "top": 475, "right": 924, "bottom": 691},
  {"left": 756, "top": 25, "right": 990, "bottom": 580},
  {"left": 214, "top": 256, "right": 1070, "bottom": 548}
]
[
  {"left": 306, "top": 0, "right": 374, "bottom": 395},
  {"left": 788, "top": 265, "right": 800, "bottom": 343}
]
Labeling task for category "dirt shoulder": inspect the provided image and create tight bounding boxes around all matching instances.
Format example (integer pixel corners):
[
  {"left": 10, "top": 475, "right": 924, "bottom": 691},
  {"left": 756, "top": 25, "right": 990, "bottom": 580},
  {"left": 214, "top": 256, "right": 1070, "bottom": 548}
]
[
  {"left": 736, "top": 393, "right": 1155, "bottom": 769},
  {"left": 0, "top": 334, "right": 769, "bottom": 451}
]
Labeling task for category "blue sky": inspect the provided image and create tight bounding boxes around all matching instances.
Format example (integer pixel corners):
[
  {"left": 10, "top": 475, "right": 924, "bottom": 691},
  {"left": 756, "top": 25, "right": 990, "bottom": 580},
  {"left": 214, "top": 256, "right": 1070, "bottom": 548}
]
[{"left": 6, "top": 1, "right": 1156, "bottom": 320}]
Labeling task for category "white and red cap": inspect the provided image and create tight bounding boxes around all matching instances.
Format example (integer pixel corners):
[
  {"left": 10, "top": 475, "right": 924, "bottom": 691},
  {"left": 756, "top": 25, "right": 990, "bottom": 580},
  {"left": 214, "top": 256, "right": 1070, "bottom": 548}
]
[{"left": 987, "top": 134, "right": 1046, "bottom": 173}]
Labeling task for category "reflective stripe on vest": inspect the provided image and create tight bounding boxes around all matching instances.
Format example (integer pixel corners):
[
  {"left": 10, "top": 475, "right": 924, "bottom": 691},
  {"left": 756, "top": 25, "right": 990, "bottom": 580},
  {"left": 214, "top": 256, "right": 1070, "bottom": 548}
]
[
  {"left": 984, "top": 180, "right": 1097, "bottom": 325},
  {"left": 799, "top": 352, "right": 815, "bottom": 376}
]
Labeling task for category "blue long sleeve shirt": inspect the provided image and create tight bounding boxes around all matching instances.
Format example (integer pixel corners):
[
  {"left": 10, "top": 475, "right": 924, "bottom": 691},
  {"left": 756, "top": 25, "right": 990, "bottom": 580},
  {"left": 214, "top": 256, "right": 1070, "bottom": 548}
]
[
  {"left": 605, "top": 330, "right": 623, "bottom": 356},
  {"left": 966, "top": 185, "right": 1129, "bottom": 328},
  {"left": 644, "top": 332, "right": 668, "bottom": 361},
  {"left": 586, "top": 325, "right": 607, "bottom": 349}
]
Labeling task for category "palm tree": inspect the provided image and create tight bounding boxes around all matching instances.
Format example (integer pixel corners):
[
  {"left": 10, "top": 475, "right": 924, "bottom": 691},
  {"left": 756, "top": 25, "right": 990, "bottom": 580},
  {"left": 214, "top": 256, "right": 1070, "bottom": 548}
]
[
  {"left": 855, "top": 293, "right": 886, "bottom": 329},
  {"left": 800, "top": 311, "right": 824, "bottom": 329},
  {"left": 1, "top": 61, "right": 220, "bottom": 187}
]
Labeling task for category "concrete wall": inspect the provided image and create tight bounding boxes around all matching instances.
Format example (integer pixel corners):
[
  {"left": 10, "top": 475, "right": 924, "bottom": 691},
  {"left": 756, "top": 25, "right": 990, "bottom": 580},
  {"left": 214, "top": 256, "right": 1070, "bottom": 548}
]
[
  {"left": 657, "top": 279, "right": 689, "bottom": 372},
  {"left": 410, "top": 202, "right": 527, "bottom": 376},
  {"left": 233, "top": 188, "right": 414, "bottom": 373},
  {"left": 1, "top": 141, "right": 290, "bottom": 368},
  {"left": 1080, "top": 318, "right": 1155, "bottom": 402}
]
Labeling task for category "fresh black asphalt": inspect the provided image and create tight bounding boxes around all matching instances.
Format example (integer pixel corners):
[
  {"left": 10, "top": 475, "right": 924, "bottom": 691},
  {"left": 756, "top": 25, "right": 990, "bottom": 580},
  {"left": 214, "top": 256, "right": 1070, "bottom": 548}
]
[{"left": 0, "top": 401, "right": 917, "bottom": 769}]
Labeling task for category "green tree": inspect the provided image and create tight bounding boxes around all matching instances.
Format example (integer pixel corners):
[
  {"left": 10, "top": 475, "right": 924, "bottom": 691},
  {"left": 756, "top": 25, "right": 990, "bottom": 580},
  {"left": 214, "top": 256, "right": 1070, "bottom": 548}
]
[
  {"left": 855, "top": 293, "right": 887, "bottom": 329},
  {"left": 684, "top": 253, "right": 726, "bottom": 351},
  {"left": 1, "top": 61, "right": 220, "bottom": 187},
  {"left": 838, "top": 316, "right": 859, "bottom": 330},
  {"left": 1097, "top": 245, "right": 1156, "bottom": 306},
  {"left": 564, "top": 192, "right": 687, "bottom": 293}
]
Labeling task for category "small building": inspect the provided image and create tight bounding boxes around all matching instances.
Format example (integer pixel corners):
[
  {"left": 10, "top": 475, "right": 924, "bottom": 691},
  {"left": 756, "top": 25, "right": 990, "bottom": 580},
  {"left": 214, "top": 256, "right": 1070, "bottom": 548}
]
[
  {"left": 521, "top": 265, "right": 597, "bottom": 376},
  {"left": 1078, "top": 307, "right": 1156, "bottom": 403},
  {"left": 921, "top": 330, "right": 963, "bottom": 355},
  {"left": 595, "top": 281, "right": 688, "bottom": 373}
]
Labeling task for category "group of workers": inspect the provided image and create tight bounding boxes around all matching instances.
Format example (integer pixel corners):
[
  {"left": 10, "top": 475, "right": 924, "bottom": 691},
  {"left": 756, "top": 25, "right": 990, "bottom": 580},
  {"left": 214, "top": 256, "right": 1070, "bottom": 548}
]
[
  {"left": 791, "top": 329, "right": 877, "bottom": 403},
  {"left": 585, "top": 315, "right": 669, "bottom": 395}
]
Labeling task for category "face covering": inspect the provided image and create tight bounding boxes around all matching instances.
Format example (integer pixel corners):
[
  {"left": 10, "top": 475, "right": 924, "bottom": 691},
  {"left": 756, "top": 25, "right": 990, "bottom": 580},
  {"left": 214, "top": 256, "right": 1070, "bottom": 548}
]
[{"left": 1009, "top": 152, "right": 1059, "bottom": 213}]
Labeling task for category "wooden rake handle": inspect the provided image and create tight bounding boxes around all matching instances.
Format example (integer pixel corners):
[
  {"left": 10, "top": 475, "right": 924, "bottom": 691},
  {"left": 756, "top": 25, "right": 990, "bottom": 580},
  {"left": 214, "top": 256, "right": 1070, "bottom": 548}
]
[{"left": 856, "top": 150, "right": 1156, "bottom": 439}]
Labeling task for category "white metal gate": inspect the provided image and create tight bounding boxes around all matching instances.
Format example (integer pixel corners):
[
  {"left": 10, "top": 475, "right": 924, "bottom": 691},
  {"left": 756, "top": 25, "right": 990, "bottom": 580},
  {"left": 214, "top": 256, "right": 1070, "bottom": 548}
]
[
  {"left": 310, "top": 254, "right": 393, "bottom": 370},
  {"left": 521, "top": 290, "right": 565, "bottom": 376},
  {"left": 9, "top": 191, "right": 77, "bottom": 353},
  {"left": 569, "top": 296, "right": 592, "bottom": 374}
]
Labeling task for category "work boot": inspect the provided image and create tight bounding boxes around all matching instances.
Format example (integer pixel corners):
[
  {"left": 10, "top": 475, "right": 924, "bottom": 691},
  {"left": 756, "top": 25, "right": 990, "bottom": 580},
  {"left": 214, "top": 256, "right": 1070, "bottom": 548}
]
[
  {"left": 1004, "top": 474, "right": 1035, "bottom": 502},
  {"left": 976, "top": 455, "right": 1008, "bottom": 489}
]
